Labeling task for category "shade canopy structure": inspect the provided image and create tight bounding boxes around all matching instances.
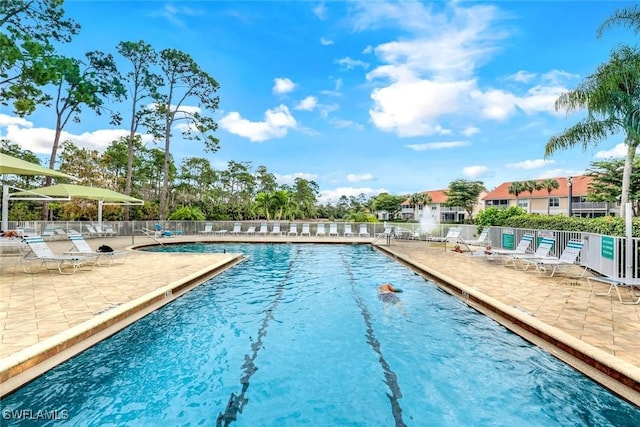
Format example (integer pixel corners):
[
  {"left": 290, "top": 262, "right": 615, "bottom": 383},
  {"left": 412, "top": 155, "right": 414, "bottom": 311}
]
[
  {"left": 0, "top": 153, "right": 76, "bottom": 179},
  {"left": 1, "top": 153, "right": 79, "bottom": 230},
  {"left": 10, "top": 184, "right": 144, "bottom": 227}
]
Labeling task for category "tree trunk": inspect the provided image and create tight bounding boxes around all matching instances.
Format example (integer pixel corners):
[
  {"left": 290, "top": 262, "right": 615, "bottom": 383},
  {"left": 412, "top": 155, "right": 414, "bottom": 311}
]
[
  {"left": 42, "top": 124, "right": 64, "bottom": 220},
  {"left": 620, "top": 138, "right": 637, "bottom": 219}
]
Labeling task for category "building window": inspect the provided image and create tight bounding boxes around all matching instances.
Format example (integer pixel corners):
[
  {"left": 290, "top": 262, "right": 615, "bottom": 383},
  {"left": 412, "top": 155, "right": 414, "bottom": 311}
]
[
  {"left": 517, "top": 200, "right": 528, "bottom": 208},
  {"left": 549, "top": 197, "right": 559, "bottom": 207},
  {"left": 432, "top": 206, "right": 437, "bottom": 211},
  {"left": 486, "top": 199, "right": 509, "bottom": 207}
]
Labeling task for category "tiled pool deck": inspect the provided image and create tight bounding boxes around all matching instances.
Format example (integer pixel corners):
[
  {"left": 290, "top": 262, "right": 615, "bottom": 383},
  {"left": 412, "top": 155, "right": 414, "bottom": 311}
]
[{"left": 1, "top": 234, "right": 639, "bottom": 405}]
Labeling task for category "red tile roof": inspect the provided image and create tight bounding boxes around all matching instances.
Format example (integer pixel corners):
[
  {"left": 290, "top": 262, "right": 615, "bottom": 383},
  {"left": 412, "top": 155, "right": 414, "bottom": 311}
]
[
  {"left": 482, "top": 176, "right": 593, "bottom": 200},
  {"left": 402, "top": 190, "right": 449, "bottom": 205},
  {"left": 402, "top": 176, "right": 594, "bottom": 205}
]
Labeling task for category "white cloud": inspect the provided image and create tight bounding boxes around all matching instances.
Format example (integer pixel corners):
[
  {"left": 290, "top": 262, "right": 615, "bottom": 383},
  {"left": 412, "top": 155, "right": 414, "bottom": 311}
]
[
  {"left": 320, "top": 78, "right": 343, "bottom": 97},
  {"left": 461, "top": 126, "right": 480, "bottom": 137},
  {"left": 357, "top": 2, "right": 571, "bottom": 136},
  {"left": 346, "top": 173, "right": 373, "bottom": 183},
  {"left": 219, "top": 105, "right": 297, "bottom": 142},
  {"left": 318, "top": 103, "right": 340, "bottom": 118},
  {"left": 295, "top": 96, "right": 318, "bottom": 111},
  {"left": 150, "top": 3, "right": 204, "bottom": 27},
  {"left": 540, "top": 69, "right": 580, "bottom": 86},
  {"left": 405, "top": 141, "right": 469, "bottom": 151},
  {"left": 336, "top": 57, "right": 370, "bottom": 70},
  {"left": 505, "top": 159, "right": 555, "bottom": 170},
  {"left": 595, "top": 143, "right": 640, "bottom": 159},
  {"left": 273, "top": 78, "right": 296, "bottom": 95},
  {"left": 538, "top": 168, "right": 584, "bottom": 179},
  {"left": 506, "top": 71, "right": 537, "bottom": 83},
  {"left": 318, "top": 186, "right": 389, "bottom": 204},
  {"left": 313, "top": 2, "right": 328, "bottom": 20},
  {"left": 463, "top": 165, "right": 489, "bottom": 178},
  {"left": 368, "top": 75, "right": 472, "bottom": 137},
  {"left": 0, "top": 114, "right": 31, "bottom": 127},
  {"left": 329, "top": 118, "right": 363, "bottom": 130},
  {"left": 275, "top": 172, "right": 318, "bottom": 186},
  {"left": 320, "top": 37, "right": 334, "bottom": 46},
  {"left": 0, "top": 121, "right": 152, "bottom": 154},
  {"left": 470, "top": 89, "right": 518, "bottom": 120}
]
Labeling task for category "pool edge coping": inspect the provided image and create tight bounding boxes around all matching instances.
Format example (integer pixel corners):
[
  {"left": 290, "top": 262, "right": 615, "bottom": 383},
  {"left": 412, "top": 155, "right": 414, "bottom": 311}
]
[
  {"left": 0, "top": 251, "right": 246, "bottom": 398},
  {"left": 373, "top": 243, "right": 640, "bottom": 408}
]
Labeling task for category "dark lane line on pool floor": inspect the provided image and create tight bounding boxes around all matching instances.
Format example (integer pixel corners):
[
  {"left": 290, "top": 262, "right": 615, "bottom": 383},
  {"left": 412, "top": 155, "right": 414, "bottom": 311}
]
[
  {"left": 215, "top": 248, "right": 300, "bottom": 426},
  {"left": 341, "top": 253, "right": 408, "bottom": 427}
]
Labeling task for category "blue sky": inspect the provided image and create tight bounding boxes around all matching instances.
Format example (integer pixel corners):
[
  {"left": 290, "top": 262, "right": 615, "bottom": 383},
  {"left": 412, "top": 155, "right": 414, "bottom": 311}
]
[{"left": 1, "top": 1, "right": 638, "bottom": 203}]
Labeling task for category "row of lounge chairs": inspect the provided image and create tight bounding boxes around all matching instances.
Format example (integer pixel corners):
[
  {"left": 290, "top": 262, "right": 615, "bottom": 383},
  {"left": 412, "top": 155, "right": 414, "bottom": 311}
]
[
  {"left": 17, "top": 233, "right": 128, "bottom": 275},
  {"left": 479, "top": 233, "right": 639, "bottom": 305},
  {"left": 199, "top": 223, "right": 374, "bottom": 237}
]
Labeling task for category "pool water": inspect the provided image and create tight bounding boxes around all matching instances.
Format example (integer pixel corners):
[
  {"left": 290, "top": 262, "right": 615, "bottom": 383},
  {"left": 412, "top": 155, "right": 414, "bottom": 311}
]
[{"left": 2, "top": 243, "right": 639, "bottom": 426}]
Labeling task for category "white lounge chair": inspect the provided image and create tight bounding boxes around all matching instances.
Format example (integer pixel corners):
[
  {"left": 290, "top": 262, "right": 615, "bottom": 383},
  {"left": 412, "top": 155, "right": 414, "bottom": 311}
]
[
  {"left": 488, "top": 234, "right": 534, "bottom": 262},
  {"left": 21, "top": 236, "right": 96, "bottom": 274},
  {"left": 300, "top": 224, "right": 311, "bottom": 236},
  {"left": 96, "top": 225, "right": 116, "bottom": 237},
  {"left": 376, "top": 226, "right": 393, "bottom": 238},
  {"left": 343, "top": 224, "right": 354, "bottom": 237},
  {"left": 521, "top": 239, "right": 586, "bottom": 277},
  {"left": 102, "top": 225, "right": 117, "bottom": 236},
  {"left": 214, "top": 227, "right": 228, "bottom": 235},
  {"left": 42, "top": 225, "right": 57, "bottom": 241},
  {"left": 506, "top": 237, "right": 555, "bottom": 270},
  {"left": 245, "top": 226, "right": 256, "bottom": 235},
  {"left": 427, "top": 227, "right": 461, "bottom": 243},
  {"left": 587, "top": 276, "right": 640, "bottom": 305},
  {"left": 258, "top": 223, "right": 268, "bottom": 235},
  {"left": 329, "top": 223, "right": 339, "bottom": 237},
  {"left": 270, "top": 223, "right": 281, "bottom": 236},
  {"left": 316, "top": 224, "right": 326, "bottom": 237},
  {"left": 462, "top": 228, "right": 491, "bottom": 247},
  {"left": 85, "top": 225, "right": 101, "bottom": 238},
  {"left": 231, "top": 223, "right": 242, "bottom": 235},
  {"left": 199, "top": 223, "right": 214, "bottom": 234},
  {"left": 358, "top": 224, "right": 370, "bottom": 237},
  {"left": 288, "top": 223, "right": 298, "bottom": 236},
  {"left": 66, "top": 234, "right": 128, "bottom": 266},
  {"left": 0, "top": 237, "right": 28, "bottom": 255}
]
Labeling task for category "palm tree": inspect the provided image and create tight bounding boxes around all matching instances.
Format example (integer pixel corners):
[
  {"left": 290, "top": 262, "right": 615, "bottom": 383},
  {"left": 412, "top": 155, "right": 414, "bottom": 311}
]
[
  {"left": 522, "top": 180, "right": 542, "bottom": 213},
  {"left": 547, "top": 7, "right": 640, "bottom": 218},
  {"left": 253, "top": 192, "right": 273, "bottom": 220},
  {"left": 597, "top": 5, "right": 640, "bottom": 37},
  {"left": 540, "top": 178, "right": 560, "bottom": 215},
  {"left": 545, "top": 46, "right": 640, "bottom": 218},
  {"left": 508, "top": 181, "right": 526, "bottom": 208},
  {"left": 409, "top": 192, "right": 432, "bottom": 219}
]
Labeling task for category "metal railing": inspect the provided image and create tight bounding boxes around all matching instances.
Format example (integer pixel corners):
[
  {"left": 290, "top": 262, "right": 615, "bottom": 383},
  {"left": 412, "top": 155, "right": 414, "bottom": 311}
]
[{"left": 5, "top": 220, "right": 638, "bottom": 279}]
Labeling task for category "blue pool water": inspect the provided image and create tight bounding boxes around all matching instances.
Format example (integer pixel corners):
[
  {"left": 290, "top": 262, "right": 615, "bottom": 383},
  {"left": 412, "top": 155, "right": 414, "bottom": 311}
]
[{"left": 2, "top": 243, "right": 639, "bottom": 426}]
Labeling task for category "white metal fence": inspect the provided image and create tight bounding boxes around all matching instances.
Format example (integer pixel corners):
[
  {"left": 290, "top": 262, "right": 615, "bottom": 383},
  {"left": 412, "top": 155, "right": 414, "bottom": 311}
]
[{"left": 5, "top": 220, "right": 638, "bottom": 280}]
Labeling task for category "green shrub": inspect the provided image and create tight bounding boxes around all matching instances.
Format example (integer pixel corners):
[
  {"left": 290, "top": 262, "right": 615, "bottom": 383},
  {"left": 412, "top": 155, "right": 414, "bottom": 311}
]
[
  {"left": 502, "top": 214, "right": 639, "bottom": 237},
  {"left": 474, "top": 206, "right": 527, "bottom": 227},
  {"left": 168, "top": 206, "right": 206, "bottom": 221}
]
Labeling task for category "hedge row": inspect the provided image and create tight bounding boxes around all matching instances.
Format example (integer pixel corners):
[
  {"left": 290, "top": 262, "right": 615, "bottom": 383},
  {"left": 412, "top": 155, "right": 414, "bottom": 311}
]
[{"left": 475, "top": 207, "right": 639, "bottom": 237}]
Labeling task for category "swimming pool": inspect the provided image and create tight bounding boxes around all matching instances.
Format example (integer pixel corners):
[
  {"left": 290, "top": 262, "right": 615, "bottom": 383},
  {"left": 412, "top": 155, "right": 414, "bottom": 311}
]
[{"left": 2, "top": 243, "right": 639, "bottom": 426}]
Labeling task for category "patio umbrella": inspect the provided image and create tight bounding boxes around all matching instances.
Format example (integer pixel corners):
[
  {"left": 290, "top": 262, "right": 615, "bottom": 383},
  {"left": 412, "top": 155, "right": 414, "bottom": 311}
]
[
  {"left": 1, "top": 152, "right": 78, "bottom": 230},
  {"left": 10, "top": 184, "right": 143, "bottom": 227}
]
